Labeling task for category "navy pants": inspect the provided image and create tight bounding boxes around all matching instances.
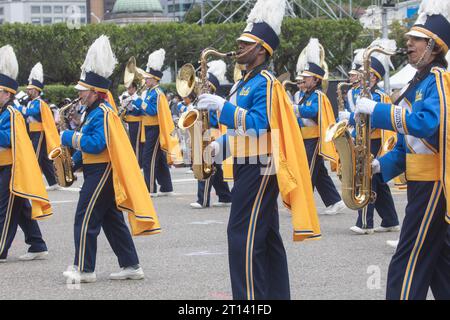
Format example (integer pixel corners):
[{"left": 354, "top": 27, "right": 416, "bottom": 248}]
[
  {"left": 386, "top": 181, "right": 450, "bottom": 300},
  {"left": 197, "top": 164, "right": 231, "bottom": 207},
  {"left": 74, "top": 163, "right": 139, "bottom": 273},
  {"left": 0, "top": 165, "right": 47, "bottom": 259},
  {"left": 228, "top": 158, "right": 290, "bottom": 300},
  {"left": 30, "top": 131, "right": 57, "bottom": 186},
  {"left": 357, "top": 139, "right": 399, "bottom": 228},
  {"left": 304, "top": 138, "right": 341, "bottom": 207},
  {"left": 127, "top": 121, "right": 143, "bottom": 168},
  {"left": 142, "top": 125, "right": 173, "bottom": 194}
]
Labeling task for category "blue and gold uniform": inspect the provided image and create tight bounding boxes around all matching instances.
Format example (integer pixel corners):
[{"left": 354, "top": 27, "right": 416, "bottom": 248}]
[
  {"left": 133, "top": 85, "right": 174, "bottom": 194},
  {"left": 356, "top": 2, "right": 450, "bottom": 299},
  {"left": 344, "top": 85, "right": 361, "bottom": 112},
  {"left": 121, "top": 92, "right": 144, "bottom": 167},
  {"left": 20, "top": 97, "right": 57, "bottom": 186},
  {"left": 293, "top": 87, "right": 342, "bottom": 209},
  {"left": 0, "top": 47, "right": 52, "bottom": 261}
]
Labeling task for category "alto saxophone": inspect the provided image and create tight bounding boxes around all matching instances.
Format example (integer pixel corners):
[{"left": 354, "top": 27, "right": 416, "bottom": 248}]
[
  {"left": 48, "top": 98, "right": 80, "bottom": 187},
  {"left": 327, "top": 45, "right": 396, "bottom": 210},
  {"left": 177, "top": 48, "right": 236, "bottom": 180}
]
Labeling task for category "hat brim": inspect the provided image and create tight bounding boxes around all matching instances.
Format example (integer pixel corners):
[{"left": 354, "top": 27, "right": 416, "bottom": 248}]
[
  {"left": 405, "top": 30, "right": 431, "bottom": 39},
  {"left": 236, "top": 35, "right": 258, "bottom": 43},
  {"left": 75, "top": 83, "right": 90, "bottom": 91}
]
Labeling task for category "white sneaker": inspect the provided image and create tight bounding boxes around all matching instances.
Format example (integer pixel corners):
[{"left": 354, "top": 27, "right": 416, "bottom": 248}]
[
  {"left": 46, "top": 184, "right": 62, "bottom": 191},
  {"left": 324, "top": 200, "right": 347, "bottom": 215},
  {"left": 109, "top": 267, "right": 145, "bottom": 280},
  {"left": 150, "top": 193, "right": 158, "bottom": 198},
  {"left": 19, "top": 251, "right": 48, "bottom": 261},
  {"left": 350, "top": 226, "right": 374, "bottom": 235},
  {"left": 158, "top": 191, "right": 174, "bottom": 197},
  {"left": 386, "top": 240, "right": 399, "bottom": 249},
  {"left": 190, "top": 202, "right": 205, "bottom": 209},
  {"left": 212, "top": 202, "right": 231, "bottom": 208},
  {"left": 63, "top": 270, "right": 97, "bottom": 283},
  {"left": 63, "top": 265, "right": 78, "bottom": 277},
  {"left": 374, "top": 225, "right": 401, "bottom": 233},
  {"left": 0, "top": 259, "right": 6, "bottom": 263}
]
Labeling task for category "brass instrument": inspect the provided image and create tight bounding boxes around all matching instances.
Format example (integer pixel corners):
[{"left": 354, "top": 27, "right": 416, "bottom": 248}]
[
  {"left": 120, "top": 56, "right": 146, "bottom": 119},
  {"left": 327, "top": 45, "right": 396, "bottom": 210},
  {"left": 176, "top": 48, "right": 236, "bottom": 180},
  {"left": 336, "top": 81, "right": 355, "bottom": 112},
  {"left": 48, "top": 98, "right": 81, "bottom": 187}
]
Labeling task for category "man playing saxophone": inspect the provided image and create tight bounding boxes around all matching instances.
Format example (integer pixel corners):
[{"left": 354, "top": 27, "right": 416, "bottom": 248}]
[
  {"left": 196, "top": 0, "right": 319, "bottom": 300},
  {"left": 339, "top": 39, "right": 400, "bottom": 235},
  {"left": 355, "top": 0, "right": 450, "bottom": 299}
]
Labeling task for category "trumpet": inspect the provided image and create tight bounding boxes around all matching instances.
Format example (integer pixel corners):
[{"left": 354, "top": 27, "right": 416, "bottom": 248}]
[
  {"left": 176, "top": 48, "right": 236, "bottom": 180},
  {"left": 48, "top": 97, "right": 81, "bottom": 187}
]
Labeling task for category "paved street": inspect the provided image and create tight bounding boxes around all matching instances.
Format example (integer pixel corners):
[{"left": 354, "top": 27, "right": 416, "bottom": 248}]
[{"left": 0, "top": 167, "right": 409, "bottom": 300}]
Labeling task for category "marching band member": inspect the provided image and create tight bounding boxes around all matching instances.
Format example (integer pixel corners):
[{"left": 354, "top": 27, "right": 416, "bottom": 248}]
[
  {"left": 120, "top": 81, "right": 144, "bottom": 167},
  {"left": 190, "top": 60, "right": 231, "bottom": 209},
  {"left": 355, "top": 0, "right": 450, "bottom": 299},
  {"left": 294, "top": 39, "right": 346, "bottom": 215},
  {"left": 18, "top": 63, "right": 60, "bottom": 191},
  {"left": 197, "top": 0, "right": 320, "bottom": 300},
  {"left": 61, "top": 36, "right": 161, "bottom": 283},
  {"left": 344, "top": 49, "right": 364, "bottom": 112},
  {"left": 340, "top": 40, "right": 400, "bottom": 235},
  {"left": 133, "top": 49, "right": 181, "bottom": 197},
  {"left": 0, "top": 45, "right": 52, "bottom": 263}
]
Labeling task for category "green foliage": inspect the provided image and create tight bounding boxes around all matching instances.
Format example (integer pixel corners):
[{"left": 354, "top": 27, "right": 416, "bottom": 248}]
[
  {"left": 1, "top": 18, "right": 362, "bottom": 88},
  {"left": 17, "top": 84, "right": 77, "bottom": 105}
]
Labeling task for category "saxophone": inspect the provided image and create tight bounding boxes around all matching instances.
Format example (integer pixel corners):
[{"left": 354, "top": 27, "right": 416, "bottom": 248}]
[
  {"left": 177, "top": 48, "right": 236, "bottom": 180},
  {"left": 48, "top": 98, "right": 80, "bottom": 187},
  {"left": 326, "top": 45, "right": 396, "bottom": 210}
]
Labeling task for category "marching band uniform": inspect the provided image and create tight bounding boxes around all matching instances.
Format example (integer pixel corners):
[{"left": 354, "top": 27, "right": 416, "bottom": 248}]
[
  {"left": 356, "top": 1, "right": 450, "bottom": 299},
  {"left": 120, "top": 88, "right": 144, "bottom": 167},
  {"left": 19, "top": 63, "right": 59, "bottom": 189},
  {"left": 133, "top": 49, "right": 181, "bottom": 196},
  {"left": 197, "top": 0, "right": 320, "bottom": 300},
  {"left": 344, "top": 49, "right": 364, "bottom": 113},
  {"left": 344, "top": 51, "right": 399, "bottom": 234},
  {"left": 61, "top": 36, "right": 161, "bottom": 282},
  {"left": 0, "top": 45, "right": 52, "bottom": 262},
  {"left": 190, "top": 61, "right": 231, "bottom": 209},
  {"left": 294, "top": 39, "right": 345, "bottom": 215}
]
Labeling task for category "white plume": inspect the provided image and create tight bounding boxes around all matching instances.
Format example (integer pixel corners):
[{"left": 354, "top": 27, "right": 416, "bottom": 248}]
[
  {"left": 416, "top": 0, "right": 450, "bottom": 25},
  {"left": 296, "top": 50, "right": 307, "bottom": 74},
  {"left": 370, "top": 38, "right": 397, "bottom": 70},
  {"left": 0, "top": 45, "right": 19, "bottom": 80},
  {"left": 207, "top": 60, "right": 228, "bottom": 84},
  {"left": 28, "top": 62, "right": 43, "bottom": 83},
  {"left": 245, "top": 0, "right": 286, "bottom": 35},
  {"left": 306, "top": 38, "right": 322, "bottom": 66},
  {"left": 352, "top": 48, "right": 365, "bottom": 69},
  {"left": 80, "top": 35, "right": 117, "bottom": 79},
  {"left": 147, "top": 49, "right": 165, "bottom": 72}
]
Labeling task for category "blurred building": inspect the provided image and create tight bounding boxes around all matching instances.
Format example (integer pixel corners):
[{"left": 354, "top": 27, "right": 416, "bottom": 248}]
[
  {"left": 105, "top": 0, "right": 175, "bottom": 24},
  {"left": 0, "top": 0, "right": 87, "bottom": 25},
  {"left": 87, "top": 0, "right": 116, "bottom": 23}
]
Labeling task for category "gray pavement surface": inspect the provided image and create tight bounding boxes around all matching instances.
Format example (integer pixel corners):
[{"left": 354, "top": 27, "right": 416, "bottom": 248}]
[{"left": 0, "top": 167, "right": 410, "bottom": 300}]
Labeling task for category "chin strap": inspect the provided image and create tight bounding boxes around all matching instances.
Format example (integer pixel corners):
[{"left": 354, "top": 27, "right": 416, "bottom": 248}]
[{"left": 412, "top": 38, "right": 436, "bottom": 69}]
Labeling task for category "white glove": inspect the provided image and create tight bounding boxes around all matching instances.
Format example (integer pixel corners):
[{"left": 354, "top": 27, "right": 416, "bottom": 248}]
[
  {"left": 339, "top": 110, "right": 351, "bottom": 121},
  {"left": 197, "top": 94, "right": 226, "bottom": 112},
  {"left": 372, "top": 159, "right": 381, "bottom": 174},
  {"left": 355, "top": 97, "right": 377, "bottom": 116},
  {"left": 204, "top": 141, "right": 220, "bottom": 165},
  {"left": 125, "top": 99, "right": 135, "bottom": 111}
]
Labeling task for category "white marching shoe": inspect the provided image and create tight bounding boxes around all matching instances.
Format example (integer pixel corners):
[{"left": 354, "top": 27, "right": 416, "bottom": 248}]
[
  {"left": 374, "top": 225, "right": 400, "bottom": 233},
  {"left": 63, "top": 269, "right": 97, "bottom": 283},
  {"left": 350, "top": 226, "right": 374, "bottom": 235},
  {"left": 212, "top": 202, "right": 231, "bottom": 208},
  {"left": 109, "top": 266, "right": 145, "bottom": 280},
  {"left": 386, "top": 240, "right": 399, "bottom": 249},
  {"left": 0, "top": 258, "right": 7, "bottom": 263},
  {"left": 158, "top": 191, "right": 174, "bottom": 197},
  {"left": 190, "top": 202, "right": 205, "bottom": 209},
  {"left": 19, "top": 251, "right": 48, "bottom": 261},
  {"left": 46, "top": 184, "right": 63, "bottom": 191},
  {"left": 323, "top": 200, "right": 347, "bottom": 215}
]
